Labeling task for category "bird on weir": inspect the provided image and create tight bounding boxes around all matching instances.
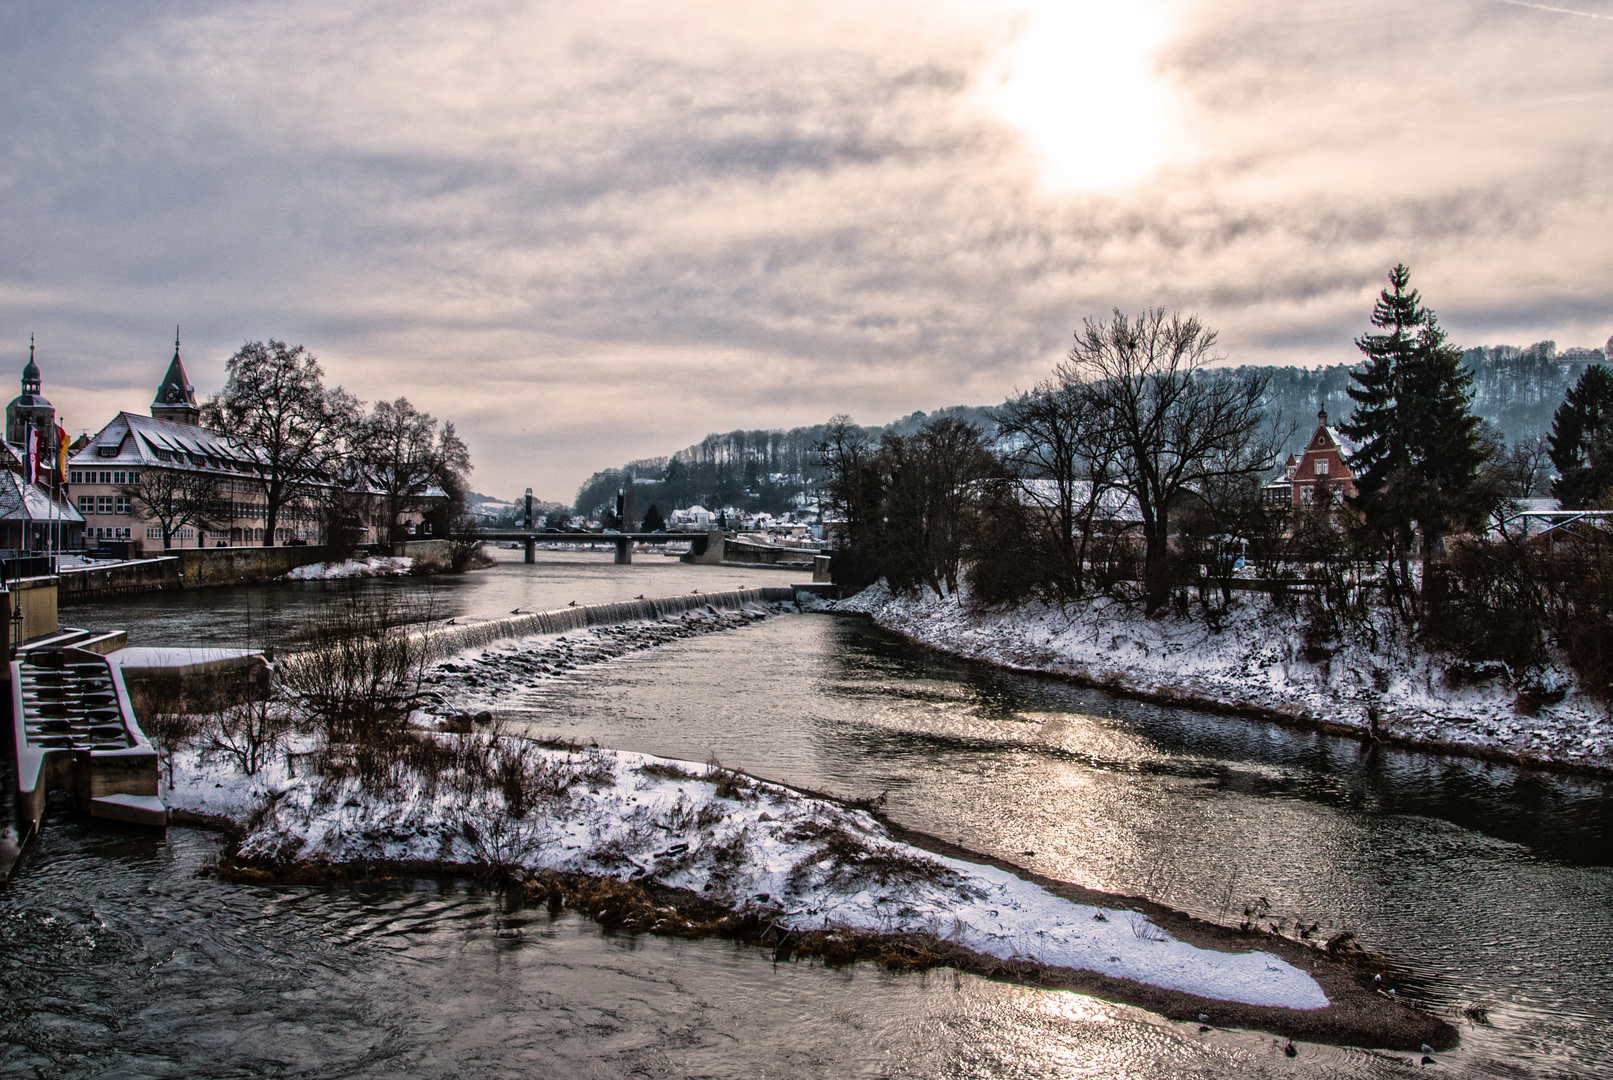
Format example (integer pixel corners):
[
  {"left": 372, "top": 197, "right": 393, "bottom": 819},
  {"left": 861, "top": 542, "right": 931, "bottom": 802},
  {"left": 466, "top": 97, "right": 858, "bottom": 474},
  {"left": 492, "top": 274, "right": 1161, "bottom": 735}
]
[{"left": 569, "top": 600, "right": 578, "bottom": 606}]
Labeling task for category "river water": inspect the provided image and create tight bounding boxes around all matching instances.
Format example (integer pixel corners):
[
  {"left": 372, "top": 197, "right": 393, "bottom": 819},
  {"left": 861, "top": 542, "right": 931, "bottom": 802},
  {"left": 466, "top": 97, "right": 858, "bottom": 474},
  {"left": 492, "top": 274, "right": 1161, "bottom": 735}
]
[{"left": 8, "top": 550, "right": 1609, "bottom": 1078}]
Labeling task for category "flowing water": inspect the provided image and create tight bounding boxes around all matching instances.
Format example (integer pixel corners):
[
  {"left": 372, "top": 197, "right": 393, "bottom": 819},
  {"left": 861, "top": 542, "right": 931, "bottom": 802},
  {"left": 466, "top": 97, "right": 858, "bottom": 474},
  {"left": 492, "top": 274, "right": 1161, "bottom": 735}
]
[{"left": 9, "top": 551, "right": 1609, "bottom": 1078}]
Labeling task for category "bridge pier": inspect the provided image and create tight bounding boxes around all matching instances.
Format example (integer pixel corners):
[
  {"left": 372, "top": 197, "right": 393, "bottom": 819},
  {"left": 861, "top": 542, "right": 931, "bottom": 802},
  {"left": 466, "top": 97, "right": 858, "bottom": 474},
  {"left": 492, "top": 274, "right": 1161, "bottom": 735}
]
[
  {"left": 614, "top": 536, "right": 632, "bottom": 565},
  {"left": 524, "top": 537, "right": 535, "bottom": 564}
]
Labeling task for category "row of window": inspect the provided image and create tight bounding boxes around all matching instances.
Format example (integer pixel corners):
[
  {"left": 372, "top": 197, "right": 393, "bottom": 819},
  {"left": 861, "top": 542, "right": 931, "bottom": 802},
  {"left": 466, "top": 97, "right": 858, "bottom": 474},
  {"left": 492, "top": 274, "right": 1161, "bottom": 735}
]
[
  {"left": 78, "top": 496, "right": 322, "bottom": 523},
  {"left": 141, "top": 526, "right": 309, "bottom": 542},
  {"left": 79, "top": 495, "right": 131, "bottom": 515},
  {"left": 90, "top": 527, "right": 131, "bottom": 540},
  {"left": 69, "top": 470, "right": 141, "bottom": 485}
]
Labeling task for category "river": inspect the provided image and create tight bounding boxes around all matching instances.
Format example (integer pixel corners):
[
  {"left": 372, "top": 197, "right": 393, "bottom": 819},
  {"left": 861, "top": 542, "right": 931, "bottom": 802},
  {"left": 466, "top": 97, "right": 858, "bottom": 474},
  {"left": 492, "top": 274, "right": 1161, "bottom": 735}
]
[{"left": 7, "top": 549, "right": 1609, "bottom": 1077}]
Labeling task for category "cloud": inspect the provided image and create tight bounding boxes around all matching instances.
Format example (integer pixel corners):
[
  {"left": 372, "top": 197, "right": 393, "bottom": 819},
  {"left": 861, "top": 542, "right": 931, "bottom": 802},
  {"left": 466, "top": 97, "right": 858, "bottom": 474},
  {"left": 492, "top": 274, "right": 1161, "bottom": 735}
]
[{"left": 1, "top": 0, "right": 1609, "bottom": 498}]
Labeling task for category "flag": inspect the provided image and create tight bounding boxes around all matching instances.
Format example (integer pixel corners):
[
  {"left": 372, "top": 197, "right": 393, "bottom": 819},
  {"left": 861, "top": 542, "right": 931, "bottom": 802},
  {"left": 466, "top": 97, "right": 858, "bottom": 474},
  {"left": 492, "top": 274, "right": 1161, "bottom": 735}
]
[
  {"left": 57, "top": 425, "right": 69, "bottom": 481},
  {"left": 23, "top": 423, "right": 36, "bottom": 485}
]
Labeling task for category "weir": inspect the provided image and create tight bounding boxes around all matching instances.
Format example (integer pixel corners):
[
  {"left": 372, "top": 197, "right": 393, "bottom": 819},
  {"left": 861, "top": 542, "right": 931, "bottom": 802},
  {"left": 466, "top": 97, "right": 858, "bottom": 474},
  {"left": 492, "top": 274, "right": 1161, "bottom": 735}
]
[{"left": 410, "top": 586, "right": 798, "bottom": 660}]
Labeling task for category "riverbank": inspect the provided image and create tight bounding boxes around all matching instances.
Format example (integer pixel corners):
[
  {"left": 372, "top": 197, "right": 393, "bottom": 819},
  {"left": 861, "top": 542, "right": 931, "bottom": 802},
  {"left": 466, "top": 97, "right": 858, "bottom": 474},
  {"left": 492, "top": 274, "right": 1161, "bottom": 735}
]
[
  {"left": 830, "top": 584, "right": 1613, "bottom": 776},
  {"left": 165, "top": 732, "right": 1454, "bottom": 1052}
]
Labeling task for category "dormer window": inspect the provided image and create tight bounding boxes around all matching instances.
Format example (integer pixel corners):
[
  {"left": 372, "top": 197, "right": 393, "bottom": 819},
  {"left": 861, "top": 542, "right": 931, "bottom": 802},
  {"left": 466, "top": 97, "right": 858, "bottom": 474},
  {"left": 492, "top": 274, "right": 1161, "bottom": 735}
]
[
  {"left": 1315, "top": 458, "right": 1329, "bottom": 476},
  {"left": 96, "top": 445, "right": 118, "bottom": 457}
]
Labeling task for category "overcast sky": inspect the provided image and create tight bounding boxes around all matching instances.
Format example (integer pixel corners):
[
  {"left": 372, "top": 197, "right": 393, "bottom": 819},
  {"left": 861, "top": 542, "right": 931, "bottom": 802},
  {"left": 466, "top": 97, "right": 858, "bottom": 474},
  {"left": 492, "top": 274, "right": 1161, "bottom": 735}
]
[{"left": 2, "top": 0, "right": 1610, "bottom": 500}]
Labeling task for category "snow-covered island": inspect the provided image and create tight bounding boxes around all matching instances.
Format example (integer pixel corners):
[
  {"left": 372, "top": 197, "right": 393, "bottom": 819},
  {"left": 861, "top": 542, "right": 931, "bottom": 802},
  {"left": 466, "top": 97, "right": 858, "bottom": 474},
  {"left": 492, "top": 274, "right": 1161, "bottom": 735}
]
[{"left": 831, "top": 584, "right": 1613, "bottom": 775}]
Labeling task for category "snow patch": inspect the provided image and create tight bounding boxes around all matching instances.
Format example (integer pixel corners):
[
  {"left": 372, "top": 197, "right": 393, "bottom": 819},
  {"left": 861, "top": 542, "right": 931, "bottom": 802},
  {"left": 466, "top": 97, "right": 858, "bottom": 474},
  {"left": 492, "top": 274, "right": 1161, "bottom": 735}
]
[{"left": 282, "top": 556, "right": 414, "bottom": 581}]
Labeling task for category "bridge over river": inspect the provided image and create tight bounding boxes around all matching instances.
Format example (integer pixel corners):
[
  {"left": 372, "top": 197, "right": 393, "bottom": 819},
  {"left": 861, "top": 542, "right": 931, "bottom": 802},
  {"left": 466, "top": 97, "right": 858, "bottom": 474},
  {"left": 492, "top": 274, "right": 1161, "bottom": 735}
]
[{"left": 476, "top": 528, "right": 726, "bottom": 565}]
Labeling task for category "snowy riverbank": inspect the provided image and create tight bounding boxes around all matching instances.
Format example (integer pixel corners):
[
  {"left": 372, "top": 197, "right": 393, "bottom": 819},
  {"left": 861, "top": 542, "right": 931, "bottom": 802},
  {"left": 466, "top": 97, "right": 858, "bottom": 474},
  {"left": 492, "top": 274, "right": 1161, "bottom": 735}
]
[{"left": 832, "top": 584, "right": 1613, "bottom": 773}]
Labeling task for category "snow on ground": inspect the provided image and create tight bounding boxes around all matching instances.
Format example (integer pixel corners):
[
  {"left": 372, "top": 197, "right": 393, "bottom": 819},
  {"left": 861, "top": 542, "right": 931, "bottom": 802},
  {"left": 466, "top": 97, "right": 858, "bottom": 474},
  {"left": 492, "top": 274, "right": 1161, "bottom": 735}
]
[
  {"left": 281, "top": 556, "right": 414, "bottom": 581},
  {"left": 165, "top": 736, "right": 1327, "bottom": 1010},
  {"left": 835, "top": 584, "right": 1613, "bottom": 771}
]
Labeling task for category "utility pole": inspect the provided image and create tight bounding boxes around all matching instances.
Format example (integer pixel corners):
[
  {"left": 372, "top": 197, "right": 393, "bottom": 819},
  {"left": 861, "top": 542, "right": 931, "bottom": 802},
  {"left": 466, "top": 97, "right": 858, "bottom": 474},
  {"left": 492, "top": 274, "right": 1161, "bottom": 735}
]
[{"left": 523, "top": 487, "right": 535, "bottom": 564}]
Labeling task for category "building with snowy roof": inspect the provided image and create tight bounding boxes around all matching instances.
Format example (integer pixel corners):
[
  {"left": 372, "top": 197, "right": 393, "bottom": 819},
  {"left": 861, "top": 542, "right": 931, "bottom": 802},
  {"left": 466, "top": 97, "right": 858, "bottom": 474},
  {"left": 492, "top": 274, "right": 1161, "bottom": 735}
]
[
  {"left": 68, "top": 338, "right": 330, "bottom": 551},
  {"left": 0, "top": 343, "right": 85, "bottom": 555}
]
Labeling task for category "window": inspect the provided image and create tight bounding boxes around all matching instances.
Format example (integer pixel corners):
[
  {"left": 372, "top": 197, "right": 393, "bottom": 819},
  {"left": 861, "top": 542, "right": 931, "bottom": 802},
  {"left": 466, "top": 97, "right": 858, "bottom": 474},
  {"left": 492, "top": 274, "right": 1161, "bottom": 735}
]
[
  {"left": 113, "top": 471, "right": 126, "bottom": 484},
  {"left": 127, "top": 471, "right": 139, "bottom": 483},
  {"left": 156, "top": 450, "right": 172, "bottom": 462},
  {"left": 115, "top": 496, "right": 130, "bottom": 515},
  {"left": 70, "top": 470, "right": 82, "bottom": 484},
  {"left": 96, "top": 496, "right": 114, "bottom": 514},
  {"left": 78, "top": 495, "right": 93, "bottom": 513},
  {"left": 147, "top": 526, "right": 161, "bottom": 539},
  {"left": 1301, "top": 486, "right": 1315, "bottom": 505},
  {"left": 178, "top": 528, "right": 195, "bottom": 539},
  {"left": 1314, "top": 458, "right": 1328, "bottom": 476},
  {"left": 96, "top": 445, "right": 117, "bottom": 457},
  {"left": 98, "top": 470, "right": 112, "bottom": 484}
]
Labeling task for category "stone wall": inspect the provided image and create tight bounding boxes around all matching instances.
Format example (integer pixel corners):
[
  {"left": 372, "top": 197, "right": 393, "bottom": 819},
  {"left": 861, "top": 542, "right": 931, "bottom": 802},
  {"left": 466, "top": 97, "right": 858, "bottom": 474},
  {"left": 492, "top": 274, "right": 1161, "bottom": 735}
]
[
  {"left": 59, "top": 546, "right": 334, "bottom": 601},
  {"left": 174, "top": 545, "right": 332, "bottom": 586},
  {"left": 58, "top": 558, "right": 180, "bottom": 600}
]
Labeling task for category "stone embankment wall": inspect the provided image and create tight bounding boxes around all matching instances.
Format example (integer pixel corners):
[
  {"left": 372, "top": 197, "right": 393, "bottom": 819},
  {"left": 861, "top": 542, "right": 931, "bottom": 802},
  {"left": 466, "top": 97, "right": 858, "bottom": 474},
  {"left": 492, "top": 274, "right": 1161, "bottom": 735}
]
[
  {"left": 413, "top": 587, "right": 797, "bottom": 660},
  {"left": 59, "top": 546, "right": 334, "bottom": 601}
]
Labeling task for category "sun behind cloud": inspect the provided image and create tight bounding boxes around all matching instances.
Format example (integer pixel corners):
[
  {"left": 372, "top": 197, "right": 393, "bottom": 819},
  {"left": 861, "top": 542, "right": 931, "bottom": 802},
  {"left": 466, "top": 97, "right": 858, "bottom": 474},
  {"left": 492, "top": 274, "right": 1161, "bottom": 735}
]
[{"left": 975, "top": 0, "right": 1177, "bottom": 192}]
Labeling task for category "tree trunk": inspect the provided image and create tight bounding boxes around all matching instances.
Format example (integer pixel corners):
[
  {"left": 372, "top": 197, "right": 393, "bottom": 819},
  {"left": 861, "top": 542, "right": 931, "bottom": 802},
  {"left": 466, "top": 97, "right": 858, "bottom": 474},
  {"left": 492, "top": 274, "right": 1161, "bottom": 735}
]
[{"left": 1144, "top": 526, "right": 1171, "bottom": 614}]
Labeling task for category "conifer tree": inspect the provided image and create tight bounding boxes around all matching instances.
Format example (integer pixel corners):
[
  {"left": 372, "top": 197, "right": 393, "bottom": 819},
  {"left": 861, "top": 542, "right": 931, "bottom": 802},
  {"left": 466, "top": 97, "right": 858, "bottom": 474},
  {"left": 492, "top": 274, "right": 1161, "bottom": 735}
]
[
  {"left": 1548, "top": 365, "right": 1613, "bottom": 508},
  {"left": 1341, "top": 265, "right": 1488, "bottom": 602}
]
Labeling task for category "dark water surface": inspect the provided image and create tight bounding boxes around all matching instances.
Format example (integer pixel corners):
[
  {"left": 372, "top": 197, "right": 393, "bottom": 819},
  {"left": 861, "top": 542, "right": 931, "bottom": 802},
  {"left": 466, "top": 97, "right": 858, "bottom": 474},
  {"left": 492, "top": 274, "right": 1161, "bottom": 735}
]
[{"left": 16, "top": 555, "right": 1612, "bottom": 1078}]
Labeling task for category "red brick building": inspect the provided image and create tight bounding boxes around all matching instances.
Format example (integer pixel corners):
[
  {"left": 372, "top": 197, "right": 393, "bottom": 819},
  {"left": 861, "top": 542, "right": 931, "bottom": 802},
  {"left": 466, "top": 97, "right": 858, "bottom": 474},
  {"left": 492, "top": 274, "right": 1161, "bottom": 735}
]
[{"left": 1265, "top": 409, "right": 1360, "bottom": 509}]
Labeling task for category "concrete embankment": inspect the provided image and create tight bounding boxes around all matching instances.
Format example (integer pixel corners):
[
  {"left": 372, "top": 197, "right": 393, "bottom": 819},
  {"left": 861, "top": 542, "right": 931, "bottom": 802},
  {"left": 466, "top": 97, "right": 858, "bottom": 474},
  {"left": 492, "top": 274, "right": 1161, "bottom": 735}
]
[
  {"left": 58, "top": 541, "right": 457, "bottom": 601},
  {"left": 412, "top": 587, "right": 797, "bottom": 660}
]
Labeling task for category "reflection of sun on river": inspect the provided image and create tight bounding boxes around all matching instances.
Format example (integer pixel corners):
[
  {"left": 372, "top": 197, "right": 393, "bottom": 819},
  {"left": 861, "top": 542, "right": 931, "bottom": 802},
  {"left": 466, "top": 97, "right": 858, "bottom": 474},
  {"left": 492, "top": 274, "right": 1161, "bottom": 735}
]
[{"left": 31, "top": 550, "right": 1613, "bottom": 1077}]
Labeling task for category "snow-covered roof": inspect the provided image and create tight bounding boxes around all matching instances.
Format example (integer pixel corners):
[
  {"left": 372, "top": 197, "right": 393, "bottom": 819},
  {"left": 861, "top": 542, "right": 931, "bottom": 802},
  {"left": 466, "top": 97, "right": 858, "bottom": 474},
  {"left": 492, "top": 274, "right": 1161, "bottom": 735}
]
[
  {"left": 0, "top": 471, "right": 84, "bottom": 523},
  {"left": 1015, "top": 478, "right": 1143, "bottom": 521},
  {"left": 69, "top": 412, "right": 266, "bottom": 474},
  {"left": 1325, "top": 426, "right": 1363, "bottom": 458}
]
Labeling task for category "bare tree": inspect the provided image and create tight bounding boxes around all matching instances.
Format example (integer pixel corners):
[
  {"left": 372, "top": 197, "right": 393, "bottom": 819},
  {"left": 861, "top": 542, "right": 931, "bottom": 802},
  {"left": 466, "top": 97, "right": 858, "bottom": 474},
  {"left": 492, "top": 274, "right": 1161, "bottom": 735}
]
[
  {"left": 355, "top": 397, "right": 472, "bottom": 545},
  {"left": 202, "top": 340, "right": 360, "bottom": 547},
  {"left": 123, "top": 468, "right": 229, "bottom": 549},
  {"left": 1063, "top": 310, "right": 1283, "bottom": 614},
  {"left": 812, "top": 415, "right": 881, "bottom": 574},
  {"left": 993, "top": 379, "right": 1120, "bottom": 600},
  {"left": 876, "top": 416, "right": 997, "bottom": 596}
]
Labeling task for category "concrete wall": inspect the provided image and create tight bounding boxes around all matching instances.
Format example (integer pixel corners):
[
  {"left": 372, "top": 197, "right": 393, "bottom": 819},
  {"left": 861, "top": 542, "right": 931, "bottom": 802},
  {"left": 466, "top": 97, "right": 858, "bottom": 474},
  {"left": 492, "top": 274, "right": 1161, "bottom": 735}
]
[
  {"left": 679, "top": 532, "right": 726, "bottom": 565},
  {"left": 721, "top": 537, "right": 818, "bottom": 567},
  {"left": 58, "top": 558, "right": 180, "bottom": 600},
  {"left": 10, "top": 576, "right": 58, "bottom": 643},
  {"left": 393, "top": 538, "right": 454, "bottom": 562},
  {"left": 175, "top": 545, "right": 332, "bottom": 586},
  {"left": 59, "top": 546, "right": 334, "bottom": 601}
]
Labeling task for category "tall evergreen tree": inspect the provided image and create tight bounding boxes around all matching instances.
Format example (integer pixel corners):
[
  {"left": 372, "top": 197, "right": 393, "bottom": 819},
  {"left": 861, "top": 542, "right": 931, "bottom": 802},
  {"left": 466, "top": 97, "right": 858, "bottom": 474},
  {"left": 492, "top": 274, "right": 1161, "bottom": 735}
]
[
  {"left": 1341, "top": 265, "right": 1489, "bottom": 600},
  {"left": 1548, "top": 365, "right": 1613, "bottom": 508}
]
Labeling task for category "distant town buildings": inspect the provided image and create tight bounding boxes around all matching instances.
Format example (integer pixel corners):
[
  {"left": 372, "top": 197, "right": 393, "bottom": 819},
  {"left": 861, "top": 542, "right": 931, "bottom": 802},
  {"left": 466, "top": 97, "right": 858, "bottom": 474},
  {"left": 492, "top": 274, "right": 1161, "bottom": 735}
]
[{"left": 3, "top": 337, "right": 448, "bottom": 558}]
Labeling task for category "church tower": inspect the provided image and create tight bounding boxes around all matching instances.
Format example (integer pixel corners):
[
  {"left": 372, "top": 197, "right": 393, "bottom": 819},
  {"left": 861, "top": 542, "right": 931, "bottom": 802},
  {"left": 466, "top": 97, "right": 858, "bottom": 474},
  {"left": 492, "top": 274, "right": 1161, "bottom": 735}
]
[
  {"left": 151, "top": 329, "right": 200, "bottom": 425},
  {"left": 7, "top": 337, "right": 56, "bottom": 447}
]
